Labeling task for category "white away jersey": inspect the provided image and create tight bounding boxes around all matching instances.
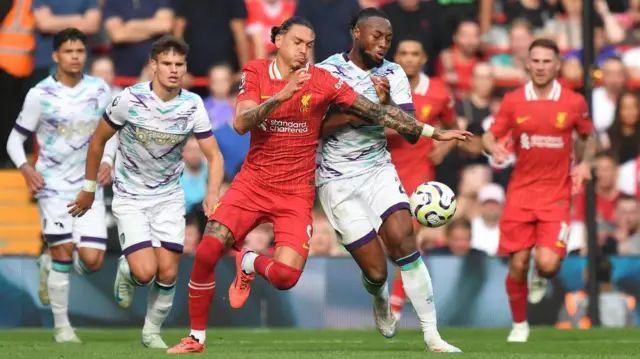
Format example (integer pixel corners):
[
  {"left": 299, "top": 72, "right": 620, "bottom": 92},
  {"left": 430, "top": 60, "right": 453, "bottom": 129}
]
[
  {"left": 315, "top": 53, "right": 414, "bottom": 184},
  {"left": 14, "top": 75, "right": 111, "bottom": 200},
  {"left": 104, "top": 82, "right": 212, "bottom": 198}
]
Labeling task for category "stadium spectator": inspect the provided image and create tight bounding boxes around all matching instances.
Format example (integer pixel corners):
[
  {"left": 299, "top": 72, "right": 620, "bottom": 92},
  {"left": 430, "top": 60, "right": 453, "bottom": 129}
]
[
  {"left": 29, "top": 0, "right": 101, "bottom": 86},
  {"left": 570, "top": 152, "right": 621, "bottom": 254},
  {"left": 602, "top": 91, "right": 640, "bottom": 164},
  {"left": 103, "top": 0, "right": 174, "bottom": 76},
  {"left": 490, "top": 19, "right": 533, "bottom": 81},
  {"left": 294, "top": 0, "right": 360, "bottom": 63},
  {"left": 612, "top": 196, "right": 640, "bottom": 255},
  {"left": 556, "top": 256, "right": 636, "bottom": 328},
  {"left": 173, "top": 0, "right": 249, "bottom": 76},
  {"left": 309, "top": 215, "right": 345, "bottom": 256},
  {"left": 595, "top": 0, "right": 627, "bottom": 45},
  {"left": 435, "top": 0, "right": 493, "bottom": 40},
  {"left": 437, "top": 20, "right": 481, "bottom": 97},
  {"left": 245, "top": 0, "right": 296, "bottom": 59},
  {"left": 591, "top": 57, "right": 626, "bottom": 135},
  {"left": 89, "top": 55, "right": 122, "bottom": 94},
  {"left": 381, "top": 0, "right": 450, "bottom": 76},
  {"left": 245, "top": 223, "right": 275, "bottom": 255},
  {"left": 616, "top": 154, "right": 640, "bottom": 198},
  {"left": 435, "top": 62, "right": 493, "bottom": 194},
  {"left": 181, "top": 136, "right": 208, "bottom": 216},
  {"left": 184, "top": 213, "right": 202, "bottom": 256},
  {"left": 502, "top": 0, "right": 557, "bottom": 34},
  {"left": 550, "top": 0, "right": 604, "bottom": 50},
  {"left": 205, "top": 64, "right": 234, "bottom": 131},
  {"left": 0, "top": 0, "right": 35, "bottom": 166},
  {"left": 470, "top": 183, "right": 503, "bottom": 256},
  {"left": 432, "top": 218, "right": 483, "bottom": 256}
]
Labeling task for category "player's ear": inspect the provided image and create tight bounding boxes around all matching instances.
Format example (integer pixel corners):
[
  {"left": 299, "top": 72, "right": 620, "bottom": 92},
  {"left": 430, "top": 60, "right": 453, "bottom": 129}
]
[
  {"left": 421, "top": 53, "right": 428, "bottom": 66},
  {"left": 149, "top": 58, "right": 157, "bottom": 73},
  {"left": 52, "top": 51, "right": 59, "bottom": 65},
  {"left": 352, "top": 27, "right": 360, "bottom": 41},
  {"left": 275, "top": 33, "right": 283, "bottom": 49}
]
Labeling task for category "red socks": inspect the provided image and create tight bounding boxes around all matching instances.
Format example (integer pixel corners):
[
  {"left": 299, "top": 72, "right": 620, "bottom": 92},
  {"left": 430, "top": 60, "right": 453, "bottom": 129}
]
[
  {"left": 506, "top": 275, "right": 528, "bottom": 323},
  {"left": 254, "top": 255, "right": 302, "bottom": 290},
  {"left": 188, "top": 234, "right": 225, "bottom": 330},
  {"left": 390, "top": 274, "right": 406, "bottom": 314}
]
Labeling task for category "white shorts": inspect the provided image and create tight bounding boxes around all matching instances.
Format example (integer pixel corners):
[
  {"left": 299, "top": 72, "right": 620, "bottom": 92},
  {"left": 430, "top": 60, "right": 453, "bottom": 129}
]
[
  {"left": 112, "top": 194, "right": 186, "bottom": 255},
  {"left": 38, "top": 198, "right": 108, "bottom": 250},
  {"left": 318, "top": 164, "right": 410, "bottom": 251}
]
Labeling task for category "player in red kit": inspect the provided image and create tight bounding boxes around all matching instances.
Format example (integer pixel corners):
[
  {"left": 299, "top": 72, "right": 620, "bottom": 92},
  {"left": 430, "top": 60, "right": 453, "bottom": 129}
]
[
  {"left": 168, "top": 16, "right": 471, "bottom": 354},
  {"left": 482, "top": 38, "right": 595, "bottom": 343},
  {"left": 384, "top": 36, "right": 457, "bottom": 320}
]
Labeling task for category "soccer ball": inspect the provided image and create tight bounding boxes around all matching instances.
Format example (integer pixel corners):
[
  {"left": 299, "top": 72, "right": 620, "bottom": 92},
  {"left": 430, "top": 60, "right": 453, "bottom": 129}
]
[{"left": 409, "top": 181, "right": 457, "bottom": 228}]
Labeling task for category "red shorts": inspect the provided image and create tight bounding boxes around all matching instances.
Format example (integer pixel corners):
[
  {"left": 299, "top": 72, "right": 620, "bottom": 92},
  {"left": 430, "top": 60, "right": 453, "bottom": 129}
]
[
  {"left": 208, "top": 182, "right": 313, "bottom": 258},
  {"left": 498, "top": 205, "right": 570, "bottom": 258}
]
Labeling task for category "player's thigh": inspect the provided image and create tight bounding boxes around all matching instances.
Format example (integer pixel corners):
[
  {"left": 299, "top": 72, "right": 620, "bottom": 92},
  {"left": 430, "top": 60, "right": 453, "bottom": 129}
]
[
  {"left": 365, "top": 165, "right": 411, "bottom": 226},
  {"left": 149, "top": 195, "right": 187, "bottom": 254},
  {"left": 535, "top": 217, "right": 570, "bottom": 269},
  {"left": 72, "top": 201, "right": 108, "bottom": 270},
  {"left": 270, "top": 195, "right": 315, "bottom": 269},
  {"left": 318, "top": 180, "right": 377, "bottom": 252},
  {"left": 111, "top": 196, "right": 153, "bottom": 256},
  {"left": 38, "top": 198, "right": 74, "bottom": 250},
  {"left": 208, "top": 184, "right": 266, "bottom": 250},
  {"left": 498, "top": 219, "right": 536, "bottom": 257}
]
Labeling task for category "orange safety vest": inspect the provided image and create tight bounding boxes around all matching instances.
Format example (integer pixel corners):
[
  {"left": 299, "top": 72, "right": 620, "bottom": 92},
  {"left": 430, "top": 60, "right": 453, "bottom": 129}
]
[{"left": 0, "top": 0, "right": 35, "bottom": 77}]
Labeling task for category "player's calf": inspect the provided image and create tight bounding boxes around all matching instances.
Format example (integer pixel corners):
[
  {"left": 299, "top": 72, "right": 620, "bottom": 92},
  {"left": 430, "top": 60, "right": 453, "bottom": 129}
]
[{"left": 143, "top": 252, "right": 177, "bottom": 349}]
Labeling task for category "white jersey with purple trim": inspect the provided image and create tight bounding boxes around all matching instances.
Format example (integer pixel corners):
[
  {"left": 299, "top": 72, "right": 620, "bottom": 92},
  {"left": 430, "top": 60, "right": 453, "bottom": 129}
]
[
  {"left": 104, "top": 81, "right": 213, "bottom": 198},
  {"left": 315, "top": 53, "right": 414, "bottom": 185},
  {"left": 14, "top": 75, "right": 111, "bottom": 201}
]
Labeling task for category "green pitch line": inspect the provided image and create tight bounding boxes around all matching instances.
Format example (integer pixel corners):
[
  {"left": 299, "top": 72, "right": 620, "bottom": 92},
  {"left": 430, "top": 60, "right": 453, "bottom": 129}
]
[{"left": 0, "top": 328, "right": 638, "bottom": 358}]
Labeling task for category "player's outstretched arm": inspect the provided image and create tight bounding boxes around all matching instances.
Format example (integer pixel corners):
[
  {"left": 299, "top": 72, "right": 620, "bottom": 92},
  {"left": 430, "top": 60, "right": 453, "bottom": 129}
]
[
  {"left": 196, "top": 135, "right": 225, "bottom": 215},
  {"left": 346, "top": 95, "right": 472, "bottom": 143}
]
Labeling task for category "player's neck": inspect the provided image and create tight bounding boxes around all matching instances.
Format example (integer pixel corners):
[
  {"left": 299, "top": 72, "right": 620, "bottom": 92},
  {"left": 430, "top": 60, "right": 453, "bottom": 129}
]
[
  {"left": 408, "top": 75, "right": 420, "bottom": 91},
  {"left": 275, "top": 56, "right": 297, "bottom": 79},
  {"left": 347, "top": 49, "right": 370, "bottom": 71},
  {"left": 469, "top": 92, "right": 489, "bottom": 107},
  {"left": 151, "top": 80, "right": 179, "bottom": 102},
  {"left": 532, "top": 82, "right": 555, "bottom": 99},
  {"left": 54, "top": 71, "right": 82, "bottom": 88}
]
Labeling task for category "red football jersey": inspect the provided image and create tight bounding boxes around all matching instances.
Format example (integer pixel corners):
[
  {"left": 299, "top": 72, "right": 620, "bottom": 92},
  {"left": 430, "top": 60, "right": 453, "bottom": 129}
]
[
  {"left": 235, "top": 59, "right": 359, "bottom": 197},
  {"left": 246, "top": 0, "right": 296, "bottom": 56},
  {"left": 489, "top": 81, "right": 593, "bottom": 212},
  {"left": 387, "top": 74, "right": 455, "bottom": 192},
  {"left": 571, "top": 190, "right": 618, "bottom": 223}
]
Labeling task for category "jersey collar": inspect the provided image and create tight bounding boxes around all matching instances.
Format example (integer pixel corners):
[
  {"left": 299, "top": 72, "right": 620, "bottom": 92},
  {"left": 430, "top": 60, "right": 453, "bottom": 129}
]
[
  {"left": 524, "top": 80, "right": 561, "bottom": 101},
  {"left": 269, "top": 60, "right": 310, "bottom": 80},
  {"left": 414, "top": 73, "right": 430, "bottom": 96}
]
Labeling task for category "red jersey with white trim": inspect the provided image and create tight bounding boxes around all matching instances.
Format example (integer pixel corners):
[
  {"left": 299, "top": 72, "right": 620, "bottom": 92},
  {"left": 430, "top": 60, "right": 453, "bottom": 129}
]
[
  {"left": 387, "top": 74, "right": 455, "bottom": 190},
  {"left": 235, "top": 59, "right": 359, "bottom": 197},
  {"left": 489, "top": 81, "right": 593, "bottom": 213}
]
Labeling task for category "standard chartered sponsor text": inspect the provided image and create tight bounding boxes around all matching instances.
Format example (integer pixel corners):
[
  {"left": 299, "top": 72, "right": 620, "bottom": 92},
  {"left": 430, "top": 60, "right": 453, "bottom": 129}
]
[{"left": 268, "top": 119, "right": 309, "bottom": 133}]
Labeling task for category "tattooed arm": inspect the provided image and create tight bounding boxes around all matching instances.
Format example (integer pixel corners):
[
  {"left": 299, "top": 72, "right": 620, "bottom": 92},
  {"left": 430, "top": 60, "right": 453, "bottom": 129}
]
[
  {"left": 233, "top": 97, "right": 282, "bottom": 135},
  {"left": 344, "top": 95, "right": 439, "bottom": 144},
  {"left": 575, "top": 133, "right": 597, "bottom": 164}
]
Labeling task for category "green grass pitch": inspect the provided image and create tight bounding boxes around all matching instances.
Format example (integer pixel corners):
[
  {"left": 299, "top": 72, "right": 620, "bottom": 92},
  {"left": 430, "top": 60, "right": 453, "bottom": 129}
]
[{"left": 0, "top": 328, "right": 638, "bottom": 358}]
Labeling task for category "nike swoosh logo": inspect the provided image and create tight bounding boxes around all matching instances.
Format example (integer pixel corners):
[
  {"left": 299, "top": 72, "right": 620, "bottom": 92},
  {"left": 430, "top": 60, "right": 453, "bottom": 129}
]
[
  {"left": 260, "top": 95, "right": 271, "bottom": 99},
  {"left": 115, "top": 285, "right": 123, "bottom": 302},
  {"left": 516, "top": 116, "right": 529, "bottom": 124},
  {"left": 302, "top": 243, "right": 310, "bottom": 249}
]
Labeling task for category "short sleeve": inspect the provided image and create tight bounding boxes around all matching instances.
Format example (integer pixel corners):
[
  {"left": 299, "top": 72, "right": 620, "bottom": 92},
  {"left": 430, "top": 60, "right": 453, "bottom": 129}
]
[
  {"left": 192, "top": 97, "right": 213, "bottom": 139},
  {"left": 14, "top": 88, "right": 42, "bottom": 136},
  {"left": 237, "top": 63, "right": 261, "bottom": 104},
  {"left": 574, "top": 95, "right": 593, "bottom": 136},
  {"left": 230, "top": 0, "right": 248, "bottom": 19},
  {"left": 319, "top": 69, "right": 359, "bottom": 108},
  {"left": 389, "top": 67, "right": 414, "bottom": 111},
  {"left": 104, "top": 89, "right": 129, "bottom": 130},
  {"left": 489, "top": 94, "right": 514, "bottom": 138},
  {"left": 101, "top": 0, "right": 122, "bottom": 20}
]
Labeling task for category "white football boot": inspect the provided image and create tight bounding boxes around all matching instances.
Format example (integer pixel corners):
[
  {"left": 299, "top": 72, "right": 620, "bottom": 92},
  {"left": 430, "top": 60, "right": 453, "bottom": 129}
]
[
  {"left": 113, "top": 256, "right": 134, "bottom": 308},
  {"left": 142, "top": 332, "right": 168, "bottom": 349},
  {"left": 54, "top": 326, "right": 82, "bottom": 343},
  {"left": 37, "top": 253, "right": 51, "bottom": 305},
  {"left": 373, "top": 295, "right": 398, "bottom": 339},
  {"left": 507, "top": 321, "right": 530, "bottom": 342}
]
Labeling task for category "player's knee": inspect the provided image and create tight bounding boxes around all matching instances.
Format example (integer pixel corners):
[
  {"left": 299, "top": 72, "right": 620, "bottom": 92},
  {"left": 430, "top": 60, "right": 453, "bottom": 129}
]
[
  {"left": 82, "top": 255, "right": 104, "bottom": 272},
  {"left": 535, "top": 257, "right": 560, "bottom": 278},
  {"left": 509, "top": 256, "right": 530, "bottom": 279},
  {"left": 194, "top": 234, "right": 225, "bottom": 269},
  {"left": 269, "top": 261, "right": 303, "bottom": 290},
  {"left": 156, "top": 266, "right": 178, "bottom": 285},
  {"left": 383, "top": 227, "right": 416, "bottom": 258},
  {"left": 363, "top": 266, "right": 387, "bottom": 285},
  {"left": 129, "top": 261, "right": 158, "bottom": 285}
]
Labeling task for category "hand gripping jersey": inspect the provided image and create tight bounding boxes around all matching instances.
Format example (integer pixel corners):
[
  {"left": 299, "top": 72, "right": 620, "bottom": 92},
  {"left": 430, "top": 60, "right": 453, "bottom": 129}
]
[
  {"left": 315, "top": 53, "right": 414, "bottom": 185},
  {"left": 14, "top": 75, "right": 111, "bottom": 200},
  {"left": 104, "top": 82, "right": 213, "bottom": 198}
]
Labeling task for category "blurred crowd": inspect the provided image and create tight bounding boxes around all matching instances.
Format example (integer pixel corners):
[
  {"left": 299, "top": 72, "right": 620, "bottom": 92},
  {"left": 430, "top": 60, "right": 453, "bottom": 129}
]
[{"left": 1, "top": 0, "right": 640, "bottom": 257}]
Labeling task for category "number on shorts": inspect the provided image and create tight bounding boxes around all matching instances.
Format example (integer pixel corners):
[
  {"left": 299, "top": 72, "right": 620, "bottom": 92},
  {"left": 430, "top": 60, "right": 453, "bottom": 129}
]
[
  {"left": 307, "top": 224, "right": 312, "bottom": 239},
  {"left": 394, "top": 177, "right": 406, "bottom": 194},
  {"left": 557, "top": 222, "right": 569, "bottom": 244}
]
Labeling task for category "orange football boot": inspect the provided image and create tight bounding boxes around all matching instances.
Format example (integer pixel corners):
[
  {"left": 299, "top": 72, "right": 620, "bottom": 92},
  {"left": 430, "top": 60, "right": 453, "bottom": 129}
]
[
  {"left": 228, "top": 248, "right": 255, "bottom": 309},
  {"left": 167, "top": 336, "right": 205, "bottom": 354}
]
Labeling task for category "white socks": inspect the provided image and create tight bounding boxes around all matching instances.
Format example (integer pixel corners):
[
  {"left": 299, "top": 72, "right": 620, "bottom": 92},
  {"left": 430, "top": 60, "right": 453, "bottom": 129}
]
[
  {"left": 49, "top": 260, "right": 72, "bottom": 328},
  {"left": 395, "top": 252, "right": 440, "bottom": 339},
  {"left": 143, "top": 281, "right": 176, "bottom": 334},
  {"left": 241, "top": 251, "right": 258, "bottom": 274},
  {"left": 190, "top": 330, "right": 206, "bottom": 344}
]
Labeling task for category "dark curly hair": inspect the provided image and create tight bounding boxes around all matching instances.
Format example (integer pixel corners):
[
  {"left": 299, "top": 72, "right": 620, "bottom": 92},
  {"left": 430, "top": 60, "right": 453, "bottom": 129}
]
[{"left": 270, "top": 16, "right": 314, "bottom": 44}]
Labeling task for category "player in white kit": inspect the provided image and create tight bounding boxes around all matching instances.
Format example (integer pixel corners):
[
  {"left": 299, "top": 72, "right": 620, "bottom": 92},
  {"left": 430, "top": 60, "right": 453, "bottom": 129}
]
[
  {"left": 68, "top": 36, "right": 225, "bottom": 348},
  {"left": 5, "top": 29, "right": 115, "bottom": 343},
  {"left": 316, "top": 9, "right": 464, "bottom": 352}
]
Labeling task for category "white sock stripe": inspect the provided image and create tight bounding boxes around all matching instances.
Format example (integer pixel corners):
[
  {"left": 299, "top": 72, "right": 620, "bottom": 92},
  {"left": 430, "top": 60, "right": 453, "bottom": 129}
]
[
  {"left": 188, "top": 283, "right": 215, "bottom": 291},
  {"left": 188, "top": 280, "right": 215, "bottom": 288},
  {"left": 264, "top": 262, "right": 274, "bottom": 283}
]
